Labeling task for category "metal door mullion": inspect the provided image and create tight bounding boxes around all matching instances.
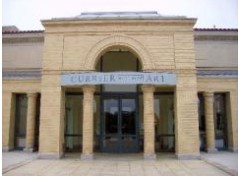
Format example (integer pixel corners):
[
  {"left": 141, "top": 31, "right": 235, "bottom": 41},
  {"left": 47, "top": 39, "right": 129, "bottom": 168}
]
[
  {"left": 100, "top": 95, "right": 104, "bottom": 152},
  {"left": 100, "top": 93, "right": 140, "bottom": 153},
  {"left": 136, "top": 95, "right": 140, "bottom": 152},
  {"left": 118, "top": 95, "right": 122, "bottom": 153}
]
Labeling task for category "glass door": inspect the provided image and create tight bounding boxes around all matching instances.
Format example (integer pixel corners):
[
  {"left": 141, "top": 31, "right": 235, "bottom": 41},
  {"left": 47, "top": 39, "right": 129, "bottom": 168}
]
[
  {"left": 101, "top": 97, "right": 119, "bottom": 152},
  {"left": 14, "top": 94, "right": 27, "bottom": 150},
  {"left": 214, "top": 93, "right": 228, "bottom": 150},
  {"left": 120, "top": 98, "right": 139, "bottom": 152},
  {"left": 101, "top": 94, "right": 139, "bottom": 153}
]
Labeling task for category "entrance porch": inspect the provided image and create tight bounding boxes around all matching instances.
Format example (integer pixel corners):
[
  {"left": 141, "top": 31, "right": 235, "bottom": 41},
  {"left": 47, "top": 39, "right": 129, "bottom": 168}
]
[
  {"left": 3, "top": 151, "right": 235, "bottom": 176},
  {"left": 64, "top": 86, "right": 176, "bottom": 160},
  {"left": 38, "top": 46, "right": 200, "bottom": 160}
]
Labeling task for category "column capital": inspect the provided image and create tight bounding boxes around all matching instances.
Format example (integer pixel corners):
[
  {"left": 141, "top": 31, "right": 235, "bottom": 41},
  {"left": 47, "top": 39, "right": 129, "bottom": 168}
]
[
  {"left": 141, "top": 85, "right": 156, "bottom": 93},
  {"left": 81, "top": 85, "right": 96, "bottom": 93},
  {"left": 203, "top": 91, "right": 214, "bottom": 98},
  {"left": 27, "top": 93, "right": 38, "bottom": 98}
]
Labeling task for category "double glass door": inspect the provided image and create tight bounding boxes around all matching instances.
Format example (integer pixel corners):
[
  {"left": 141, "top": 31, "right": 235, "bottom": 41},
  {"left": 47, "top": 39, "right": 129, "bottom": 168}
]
[{"left": 101, "top": 94, "right": 139, "bottom": 153}]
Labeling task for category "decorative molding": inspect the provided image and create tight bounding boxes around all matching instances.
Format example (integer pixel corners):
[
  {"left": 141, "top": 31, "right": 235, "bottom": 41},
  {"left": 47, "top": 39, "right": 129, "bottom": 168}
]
[
  {"left": 84, "top": 35, "right": 153, "bottom": 70},
  {"left": 2, "top": 37, "right": 44, "bottom": 44},
  {"left": 2, "top": 71, "right": 41, "bottom": 79},
  {"left": 195, "top": 35, "right": 238, "bottom": 41}
]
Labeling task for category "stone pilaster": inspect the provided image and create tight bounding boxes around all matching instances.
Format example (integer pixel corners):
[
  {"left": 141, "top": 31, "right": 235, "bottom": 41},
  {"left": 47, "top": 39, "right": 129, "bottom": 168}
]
[
  {"left": 81, "top": 85, "right": 96, "bottom": 160},
  {"left": 2, "top": 92, "right": 15, "bottom": 151},
  {"left": 175, "top": 72, "right": 200, "bottom": 160},
  {"left": 24, "top": 93, "right": 38, "bottom": 152},
  {"left": 228, "top": 91, "right": 238, "bottom": 152},
  {"left": 204, "top": 92, "right": 217, "bottom": 153},
  {"left": 141, "top": 85, "right": 156, "bottom": 160},
  {"left": 38, "top": 74, "right": 65, "bottom": 159}
]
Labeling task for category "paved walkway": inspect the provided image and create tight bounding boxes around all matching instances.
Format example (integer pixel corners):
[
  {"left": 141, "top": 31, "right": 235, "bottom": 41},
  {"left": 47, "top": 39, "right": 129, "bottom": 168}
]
[
  {"left": 2, "top": 151, "right": 237, "bottom": 176},
  {"left": 2, "top": 151, "right": 38, "bottom": 173},
  {"left": 201, "top": 151, "right": 238, "bottom": 176}
]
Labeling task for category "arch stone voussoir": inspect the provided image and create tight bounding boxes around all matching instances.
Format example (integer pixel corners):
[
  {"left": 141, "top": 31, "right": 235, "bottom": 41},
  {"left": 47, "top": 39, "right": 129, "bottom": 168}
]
[{"left": 84, "top": 35, "right": 153, "bottom": 70}]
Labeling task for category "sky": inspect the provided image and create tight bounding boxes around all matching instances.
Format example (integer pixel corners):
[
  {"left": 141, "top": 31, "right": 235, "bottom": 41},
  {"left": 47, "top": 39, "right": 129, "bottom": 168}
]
[{"left": 2, "top": 0, "right": 238, "bottom": 30}]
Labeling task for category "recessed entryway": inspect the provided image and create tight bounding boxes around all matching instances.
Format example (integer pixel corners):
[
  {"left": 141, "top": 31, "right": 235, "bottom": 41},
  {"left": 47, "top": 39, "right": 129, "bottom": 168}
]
[{"left": 101, "top": 94, "right": 139, "bottom": 153}]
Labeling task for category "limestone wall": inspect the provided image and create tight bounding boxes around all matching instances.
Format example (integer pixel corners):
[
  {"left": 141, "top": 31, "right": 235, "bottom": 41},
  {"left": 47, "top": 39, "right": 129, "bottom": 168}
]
[
  {"left": 195, "top": 40, "right": 238, "bottom": 68},
  {"left": 194, "top": 31, "right": 238, "bottom": 68},
  {"left": 2, "top": 33, "right": 43, "bottom": 70},
  {"left": 42, "top": 21, "right": 196, "bottom": 71},
  {"left": 38, "top": 19, "right": 200, "bottom": 158},
  {"left": 2, "top": 29, "right": 238, "bottom": 71}
]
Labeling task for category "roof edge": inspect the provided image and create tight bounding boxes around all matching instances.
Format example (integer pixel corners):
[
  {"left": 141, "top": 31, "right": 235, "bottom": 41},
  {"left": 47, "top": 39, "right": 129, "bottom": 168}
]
[
  {"left": 41, "top": 17, "right": 196, "bottom": 23},
  {"left": 2, "top": 28, "right": 238, "bottom": 34},
  {"left": 194, "top": 28, "right": 238, "bottom": 32},
  {"left": 2, "top": 30, "right": 44, "bottom": 34}
]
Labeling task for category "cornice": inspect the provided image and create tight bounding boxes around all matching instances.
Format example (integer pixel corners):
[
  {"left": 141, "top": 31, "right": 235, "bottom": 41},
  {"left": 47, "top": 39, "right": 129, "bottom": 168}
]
[
  {"left": 2, "top": 36, "right": 44, "bottom": 43},
  {"left": 194, "top": 35, "right": 238, "bottom": 41},
  {"left": 41, "top": 19, "right": 197, "bottom": 28}
]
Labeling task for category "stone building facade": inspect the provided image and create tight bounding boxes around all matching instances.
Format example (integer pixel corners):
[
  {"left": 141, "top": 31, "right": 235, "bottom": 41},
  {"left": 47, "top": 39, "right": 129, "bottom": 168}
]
[{"left": 2, "top": 12, "right": 238, "bottom": 160}]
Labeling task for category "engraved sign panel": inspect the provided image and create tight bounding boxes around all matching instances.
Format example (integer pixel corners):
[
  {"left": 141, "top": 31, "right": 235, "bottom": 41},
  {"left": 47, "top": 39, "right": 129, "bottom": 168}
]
[{"left": 61, "top": 72, "right": 176, "bottom": 86}]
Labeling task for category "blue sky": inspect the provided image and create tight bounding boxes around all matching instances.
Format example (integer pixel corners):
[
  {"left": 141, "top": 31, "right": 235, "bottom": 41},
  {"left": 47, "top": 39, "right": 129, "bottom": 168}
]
[{"left": 2, "top": 0, "right": 238, "bottom": 30}]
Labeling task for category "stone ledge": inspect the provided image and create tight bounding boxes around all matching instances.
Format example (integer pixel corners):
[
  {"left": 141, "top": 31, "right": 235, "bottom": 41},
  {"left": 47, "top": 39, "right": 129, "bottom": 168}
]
[
  {"left": 2, "top": 146, "right": 13, "bottom": 152},
  {"left": 144, "top": 153, "right": 157, "bottom": 160},
  {"left": 207, "top": 148, "right": 218, "bottom": 153},
  {"left": 176, "top": 153, "right": 201, "bottom": 160},
  {"left": 38, "top": 152, "right": 63, "bottom": 159},
  {"left": 23, "top": 148, "right": 34, "bottom": 152},
  {"left": 229, "top": 147, "right": 238, "bottom": 152},
  {"left": 81, "top": 153, "right": 94, "bottom": 160}
]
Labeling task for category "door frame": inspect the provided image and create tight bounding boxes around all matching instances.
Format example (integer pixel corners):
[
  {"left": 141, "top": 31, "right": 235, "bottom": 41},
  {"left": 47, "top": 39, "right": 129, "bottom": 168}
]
[{"left": 100, "top": 92, "right": 140, "bottom": 153}]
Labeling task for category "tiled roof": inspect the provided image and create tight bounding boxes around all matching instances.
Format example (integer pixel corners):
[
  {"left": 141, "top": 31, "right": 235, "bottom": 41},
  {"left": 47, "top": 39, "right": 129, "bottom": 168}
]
[
  {"left": 194, "top": 28, "right": 238, "bottom": 32},
  {"left": 2, "top": 30, "right": 44, "bottom": 34}
]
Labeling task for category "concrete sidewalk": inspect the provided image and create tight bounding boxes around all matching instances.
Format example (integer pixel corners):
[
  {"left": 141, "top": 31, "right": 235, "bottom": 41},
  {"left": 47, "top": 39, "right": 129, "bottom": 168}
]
[
  {"left": 2, "top": 151, "right": 38, "bottom": 173},
  {"left": 201, "top": 151, "right": 238, "bottom": 176},
  {"left": 2, "top": 151, "right": 236, "bottom": 176}
]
